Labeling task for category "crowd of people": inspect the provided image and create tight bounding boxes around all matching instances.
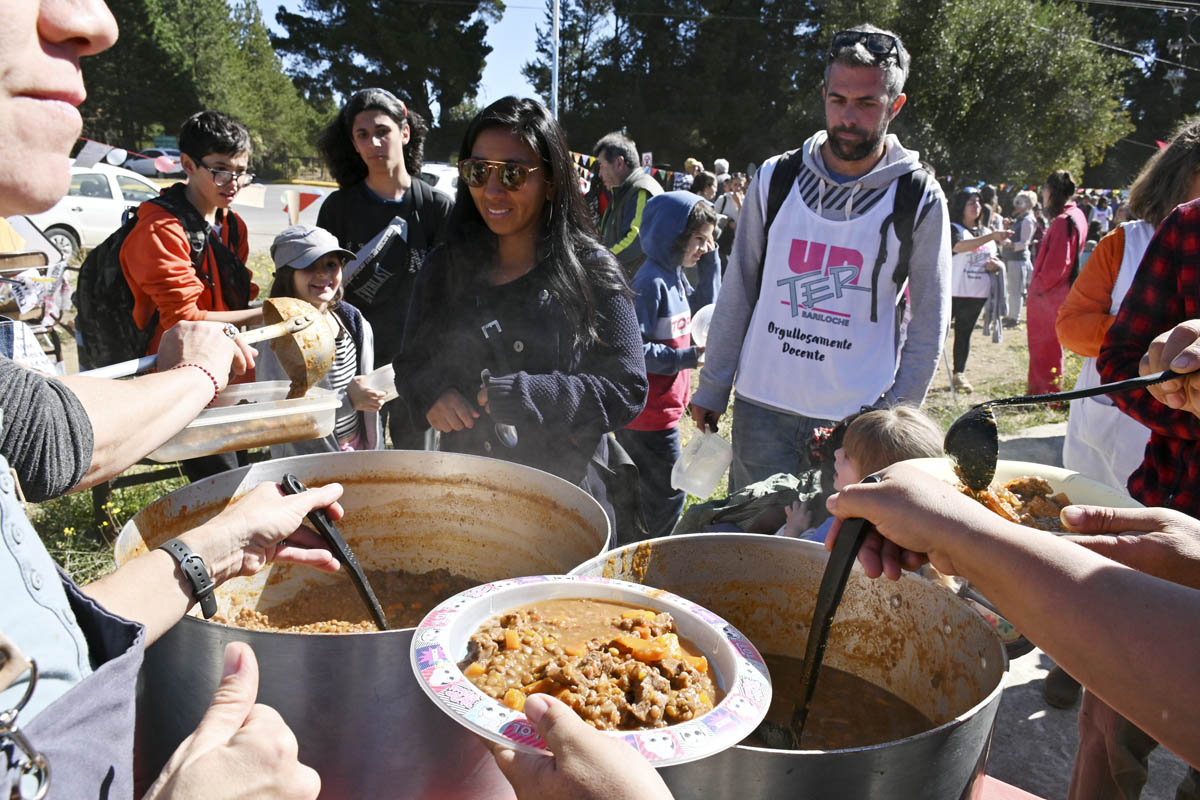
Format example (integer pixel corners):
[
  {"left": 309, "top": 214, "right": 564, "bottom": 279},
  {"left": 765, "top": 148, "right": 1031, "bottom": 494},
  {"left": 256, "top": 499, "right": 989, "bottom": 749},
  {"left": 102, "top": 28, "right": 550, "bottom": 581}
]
[{"left": 3, "top": 2, "right": 1200, "bottom": 797}]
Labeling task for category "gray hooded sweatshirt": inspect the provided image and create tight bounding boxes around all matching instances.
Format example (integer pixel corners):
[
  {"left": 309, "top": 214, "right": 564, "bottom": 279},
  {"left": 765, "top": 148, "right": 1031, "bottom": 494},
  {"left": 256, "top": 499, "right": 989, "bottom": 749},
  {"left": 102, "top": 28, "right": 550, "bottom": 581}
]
[{"left": 693, "top": 131, "right": 951, "bottom": 418}]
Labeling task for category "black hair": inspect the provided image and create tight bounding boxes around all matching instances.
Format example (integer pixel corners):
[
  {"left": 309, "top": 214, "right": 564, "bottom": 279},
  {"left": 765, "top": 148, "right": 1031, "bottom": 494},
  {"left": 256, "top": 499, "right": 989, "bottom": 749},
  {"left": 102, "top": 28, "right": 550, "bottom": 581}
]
[
  {"left": 317, "top": 88, "right": 428, "bottom": 189},
  {"left": 672, "top": 201, "right": 717, "bottom": 264},
  {"left": 691, "top": 171, "right": 717, "bottom": 196},
  {"left": 949, "top": 189, "right": 982, "bottom": 227},
  {"left": 1043, "top": 170, "right": 1076, "bottom": 218},
  {"left": 431, "top": 96, "right": 629, "bottom": 351},
  {"left": 179, "top": 110, "right": 251, "bottom": 161}
]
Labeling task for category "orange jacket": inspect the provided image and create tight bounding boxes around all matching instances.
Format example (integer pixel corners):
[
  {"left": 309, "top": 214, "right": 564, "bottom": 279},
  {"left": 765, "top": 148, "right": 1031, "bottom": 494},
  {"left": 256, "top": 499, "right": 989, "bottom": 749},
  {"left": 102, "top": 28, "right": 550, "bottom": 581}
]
[
  {"left": 119, "top": 198, "right": 256, "bottom": 355},
  {"left": 1056, "top": 226, "right": 1124, "bottom": 358}
]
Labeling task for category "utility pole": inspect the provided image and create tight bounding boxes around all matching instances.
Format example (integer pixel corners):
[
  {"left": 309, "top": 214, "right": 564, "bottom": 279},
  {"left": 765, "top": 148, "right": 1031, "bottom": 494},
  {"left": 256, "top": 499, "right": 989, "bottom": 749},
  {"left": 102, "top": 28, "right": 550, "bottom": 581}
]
[{"left": 551, "top": 0, "right": 561, "bottom": 118}]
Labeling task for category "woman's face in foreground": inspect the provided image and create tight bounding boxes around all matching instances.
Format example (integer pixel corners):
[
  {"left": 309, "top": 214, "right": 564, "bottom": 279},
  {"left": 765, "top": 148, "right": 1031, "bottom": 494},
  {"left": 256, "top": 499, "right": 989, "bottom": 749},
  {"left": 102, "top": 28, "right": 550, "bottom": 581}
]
[{"left": 467, "top": 127, "right": 549, "bottom": 246}]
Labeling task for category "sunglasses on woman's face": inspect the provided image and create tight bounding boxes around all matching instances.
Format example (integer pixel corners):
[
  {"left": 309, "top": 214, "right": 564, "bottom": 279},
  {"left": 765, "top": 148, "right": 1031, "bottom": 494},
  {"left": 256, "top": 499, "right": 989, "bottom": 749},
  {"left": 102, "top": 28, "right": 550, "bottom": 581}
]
[{"left": 458, "top": 158, "right": 541, "bottom": 191}]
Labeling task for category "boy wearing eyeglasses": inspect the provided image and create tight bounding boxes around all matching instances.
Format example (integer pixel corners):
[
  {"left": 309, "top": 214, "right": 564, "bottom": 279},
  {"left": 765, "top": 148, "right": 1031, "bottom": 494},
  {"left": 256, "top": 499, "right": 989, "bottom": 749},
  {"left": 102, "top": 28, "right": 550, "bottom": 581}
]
[
  {"left": 690, "top": 24, "right": 951, "bottom": 492},
  {"left": 119, "top": 109, "right": 263, "bottom": 479}
]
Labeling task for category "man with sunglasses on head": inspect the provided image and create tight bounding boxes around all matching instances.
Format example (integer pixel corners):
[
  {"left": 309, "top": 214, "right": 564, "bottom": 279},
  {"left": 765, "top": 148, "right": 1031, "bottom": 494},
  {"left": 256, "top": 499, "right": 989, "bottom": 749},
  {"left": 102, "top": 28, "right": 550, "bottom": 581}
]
[
  {"left": 119, "top": 110, "right": 262, "bottom": 479},
  {"left": 691, "top": 24, "right": 951, "bottom": 491},
  {"left": 592, "top": 131, "right": 664, "bottom": 277}
]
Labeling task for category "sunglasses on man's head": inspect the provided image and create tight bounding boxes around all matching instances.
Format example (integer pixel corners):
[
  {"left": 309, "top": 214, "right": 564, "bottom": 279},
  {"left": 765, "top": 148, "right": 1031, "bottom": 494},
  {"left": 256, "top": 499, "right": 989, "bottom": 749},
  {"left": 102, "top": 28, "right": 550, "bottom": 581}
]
[
  {"left": 828, "top": 30, "right": 900, "bottom": 63},
  {"left": 458, "top": 159, "right": 541, "bottom": 191}
]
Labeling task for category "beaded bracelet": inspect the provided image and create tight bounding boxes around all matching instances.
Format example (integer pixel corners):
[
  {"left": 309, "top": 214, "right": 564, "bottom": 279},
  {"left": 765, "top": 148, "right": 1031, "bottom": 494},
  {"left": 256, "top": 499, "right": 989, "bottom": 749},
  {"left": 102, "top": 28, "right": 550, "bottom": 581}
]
[{"left": 171, "top": 362, "right": 221, "bottom": 405}]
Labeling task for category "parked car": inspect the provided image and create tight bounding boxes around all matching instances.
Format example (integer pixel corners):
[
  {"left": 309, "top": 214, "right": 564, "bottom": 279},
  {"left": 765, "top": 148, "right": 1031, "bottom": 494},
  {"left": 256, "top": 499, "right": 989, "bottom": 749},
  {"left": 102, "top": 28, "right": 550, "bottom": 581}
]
[
  {"left": 24, "top": 163, "right": 161, "bottom": 260},
  {"left": 419, "top": 162, "right": 458, "bottom": 198},
  {"left": 124, "top": 147, "right": 186, "bottom": 178}
]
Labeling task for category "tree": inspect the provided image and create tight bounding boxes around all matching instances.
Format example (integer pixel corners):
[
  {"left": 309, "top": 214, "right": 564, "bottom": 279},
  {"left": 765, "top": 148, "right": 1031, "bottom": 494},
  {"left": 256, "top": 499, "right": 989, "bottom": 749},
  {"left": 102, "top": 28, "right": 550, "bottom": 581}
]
[
  {"left": 1078, "top": 4, "right": 1200, "bottom": 188},
  {"left": 223, "top": 1, "right": 326, "bottom": 177},
  {"left": 269, "top": 0, "right": 503, "bottom": 126},
  {"left": 820, "top": 0, "right": 1132, "bottom": 185},
  {"left": 522, "top": 0, "right": 614, "bottom": 118},
  {"left": 522, "top": 0, "right": 819, "bottom": 171},
  {"left": 80, "top": 0, "right": 325, "bottom": 177},
  {"left": 522, "top": 0, "right": 1131, "bottom": 185},
  {"left": 79, "top": 0, "right": 199, "bottom": 147}
]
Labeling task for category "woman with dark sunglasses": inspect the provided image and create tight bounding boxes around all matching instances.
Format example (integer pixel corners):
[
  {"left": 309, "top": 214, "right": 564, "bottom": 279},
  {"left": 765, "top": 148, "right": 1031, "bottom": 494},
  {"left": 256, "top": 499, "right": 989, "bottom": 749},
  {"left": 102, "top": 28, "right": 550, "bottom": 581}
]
[
  {"left": 394, "top": 96, "right": 648, "bottom": 533},
  {"left": 316, "top": 87, "right": 454, "bottom": 448}
]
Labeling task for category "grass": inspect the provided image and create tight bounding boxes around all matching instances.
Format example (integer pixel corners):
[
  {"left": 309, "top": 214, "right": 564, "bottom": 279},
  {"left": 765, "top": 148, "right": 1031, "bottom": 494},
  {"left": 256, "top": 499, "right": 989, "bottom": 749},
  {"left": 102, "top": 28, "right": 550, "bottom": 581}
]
[
  {"left": 923, "top": 340, "right": 1084, "bottom": 436},
  {"left": 678, "top": 330, "right": 1083, "bottom": 512},
  {"left": 28, "top": 466, "right": 188, "bottom": 585}
]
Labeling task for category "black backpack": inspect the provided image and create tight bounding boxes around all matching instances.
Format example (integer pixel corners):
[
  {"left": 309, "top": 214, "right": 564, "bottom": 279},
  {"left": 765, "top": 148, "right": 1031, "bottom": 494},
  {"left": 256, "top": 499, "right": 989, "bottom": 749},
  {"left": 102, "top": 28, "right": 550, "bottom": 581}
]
[
  {"left": 74, "top": 185, "right": 247, "bottom": 370},
  {"left": 756, "top": 149, "right": 937, "bottom": 322}
]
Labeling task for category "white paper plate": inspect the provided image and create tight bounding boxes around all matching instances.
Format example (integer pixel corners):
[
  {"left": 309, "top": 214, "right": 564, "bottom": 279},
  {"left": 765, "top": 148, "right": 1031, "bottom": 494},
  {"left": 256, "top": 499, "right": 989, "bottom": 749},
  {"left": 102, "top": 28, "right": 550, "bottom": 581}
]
[
  {"left": 410, "top": 575, "right": 772, "bottom": 767},
  {"left": 904, "top": 457, "right": 1144, "bottom": 514}
]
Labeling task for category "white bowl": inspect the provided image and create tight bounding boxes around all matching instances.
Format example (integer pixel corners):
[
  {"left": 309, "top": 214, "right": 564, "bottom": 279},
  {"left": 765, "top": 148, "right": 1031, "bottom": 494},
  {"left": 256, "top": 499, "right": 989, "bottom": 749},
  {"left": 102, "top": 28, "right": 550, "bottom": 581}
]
[
  {"left": 410, "top": 575, "right": 772, "bottom": 768},
  {"left": 903, "top": 457, "right": 1143, "bottom": 512}
]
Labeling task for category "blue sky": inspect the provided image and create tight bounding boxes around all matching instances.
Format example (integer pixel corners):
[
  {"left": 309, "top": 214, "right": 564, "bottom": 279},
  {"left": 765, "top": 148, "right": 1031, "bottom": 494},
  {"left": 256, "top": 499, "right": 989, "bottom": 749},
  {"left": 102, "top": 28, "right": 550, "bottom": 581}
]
[{"left": 255, "top": 1, "right": 541, "bottom": 107}]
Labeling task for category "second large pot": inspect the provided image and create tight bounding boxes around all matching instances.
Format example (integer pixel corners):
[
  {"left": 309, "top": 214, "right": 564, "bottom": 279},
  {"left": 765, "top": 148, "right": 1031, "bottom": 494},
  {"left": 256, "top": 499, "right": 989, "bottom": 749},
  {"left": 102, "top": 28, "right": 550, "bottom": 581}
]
[
  {"left": 117, "top": 450, "right": 610, "bottom": 799},
  {"left": 571, "top": 533, "right": 1006, "bottom": 800}
]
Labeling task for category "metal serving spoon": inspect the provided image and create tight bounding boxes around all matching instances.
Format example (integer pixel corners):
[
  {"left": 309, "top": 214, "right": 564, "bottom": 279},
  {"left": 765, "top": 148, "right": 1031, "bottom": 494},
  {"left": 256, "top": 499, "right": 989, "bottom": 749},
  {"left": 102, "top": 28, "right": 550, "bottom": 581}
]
[
  {"left": 944, "top": 369, "right": 1181, "bottom": 492},
  {"left": 280, "top": 474, "right": 390, "bottom": 631},
  {"left": 756, "top": 475, "right": 882, "bottom": 750}
]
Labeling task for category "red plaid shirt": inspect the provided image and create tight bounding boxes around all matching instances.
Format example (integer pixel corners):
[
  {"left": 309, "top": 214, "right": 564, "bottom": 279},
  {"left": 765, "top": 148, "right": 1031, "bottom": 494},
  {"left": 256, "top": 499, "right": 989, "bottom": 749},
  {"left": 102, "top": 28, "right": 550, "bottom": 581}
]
[{"left": 1097, "top": 198, "right": 1200, "bottom": 514}]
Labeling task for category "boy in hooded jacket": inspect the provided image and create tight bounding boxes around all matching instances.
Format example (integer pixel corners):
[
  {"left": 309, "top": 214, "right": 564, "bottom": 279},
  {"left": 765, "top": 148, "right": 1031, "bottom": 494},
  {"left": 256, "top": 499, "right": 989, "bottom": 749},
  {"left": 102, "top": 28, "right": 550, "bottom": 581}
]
[{"left": 617, "top": 191, "right": 722, "bottom": 539}]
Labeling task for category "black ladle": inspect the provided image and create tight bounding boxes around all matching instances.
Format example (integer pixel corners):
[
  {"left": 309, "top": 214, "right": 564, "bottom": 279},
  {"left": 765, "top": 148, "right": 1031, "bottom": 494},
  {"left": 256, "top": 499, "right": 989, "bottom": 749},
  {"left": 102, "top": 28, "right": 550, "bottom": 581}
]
[
  {"left": 944, "top": 369, "right": 1182, "bottom": 492},
  {"left": 280, "top": 474, "right": 390, "bottom": 631},
  {"left": 756, "top": 475, "right": 882, "bottom": 750}
]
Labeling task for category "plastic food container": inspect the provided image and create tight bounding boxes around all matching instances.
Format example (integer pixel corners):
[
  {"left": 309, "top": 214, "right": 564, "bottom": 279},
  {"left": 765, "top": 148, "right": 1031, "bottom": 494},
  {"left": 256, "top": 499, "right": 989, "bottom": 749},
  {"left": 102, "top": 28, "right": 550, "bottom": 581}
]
[
  {"left": 671, "top": 430, "right": 732, "bottom": 498},
  {"left": 360, "top": 363, "right": 399, "bottom": 403},
  {"left": 146, "top": 381, "right": 340, "bottom": 462},
  {"left": 411, "top": 575, "right": 771, "bottom": 768}
]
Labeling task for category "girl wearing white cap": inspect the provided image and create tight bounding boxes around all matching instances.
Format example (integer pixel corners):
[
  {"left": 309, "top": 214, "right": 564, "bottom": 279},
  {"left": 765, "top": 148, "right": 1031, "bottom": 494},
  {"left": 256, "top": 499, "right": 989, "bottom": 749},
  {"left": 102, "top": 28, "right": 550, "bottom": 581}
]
[{"left": 258, "top": 224, "right": 385, "bottom": 455}]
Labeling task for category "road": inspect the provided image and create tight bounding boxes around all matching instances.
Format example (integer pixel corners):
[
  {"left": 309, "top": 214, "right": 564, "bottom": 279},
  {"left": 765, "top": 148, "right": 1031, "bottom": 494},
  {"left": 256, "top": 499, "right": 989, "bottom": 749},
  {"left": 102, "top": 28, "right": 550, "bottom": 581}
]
[{"left": 232, "top": 182, "right": 329, "bottom": 254}]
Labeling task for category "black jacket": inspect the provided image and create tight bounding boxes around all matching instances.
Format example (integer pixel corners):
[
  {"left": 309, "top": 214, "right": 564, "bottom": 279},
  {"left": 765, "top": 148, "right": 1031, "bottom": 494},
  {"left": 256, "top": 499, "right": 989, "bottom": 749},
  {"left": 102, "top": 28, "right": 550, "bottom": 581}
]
[{"left": 394, "top": 252, "right": 648, "bottom": 484}]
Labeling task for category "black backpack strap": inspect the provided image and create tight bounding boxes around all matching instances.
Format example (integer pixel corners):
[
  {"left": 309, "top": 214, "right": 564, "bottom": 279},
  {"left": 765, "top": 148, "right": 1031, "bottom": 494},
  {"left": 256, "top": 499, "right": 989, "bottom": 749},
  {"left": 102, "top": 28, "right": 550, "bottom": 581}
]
[
  {"left": 754, "top": 149, "right": 805, "bottom": 300},
  {"left": 867, "top": 168, "right": 935, "bottom": 322}
]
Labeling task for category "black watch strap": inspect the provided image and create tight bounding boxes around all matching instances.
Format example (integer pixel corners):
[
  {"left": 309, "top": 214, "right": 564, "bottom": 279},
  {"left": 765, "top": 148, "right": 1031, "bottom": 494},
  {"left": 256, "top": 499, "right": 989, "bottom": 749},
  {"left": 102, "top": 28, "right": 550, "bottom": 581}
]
[{"left": 158, "top": 538, "right": 217, "bottom": 619}]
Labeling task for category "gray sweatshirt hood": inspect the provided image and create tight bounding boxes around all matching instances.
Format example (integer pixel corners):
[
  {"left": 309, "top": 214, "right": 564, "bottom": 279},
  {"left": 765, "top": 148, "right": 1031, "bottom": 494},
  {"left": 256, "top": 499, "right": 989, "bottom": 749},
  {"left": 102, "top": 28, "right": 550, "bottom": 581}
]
[{"left": 801, "top": 131, "right": 922, "bottom": 220}]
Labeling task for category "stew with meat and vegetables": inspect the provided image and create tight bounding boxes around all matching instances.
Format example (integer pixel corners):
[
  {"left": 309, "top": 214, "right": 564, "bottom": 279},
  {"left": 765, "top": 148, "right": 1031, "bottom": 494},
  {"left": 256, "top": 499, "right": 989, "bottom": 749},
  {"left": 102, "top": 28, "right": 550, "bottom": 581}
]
[
  {"left": 460, "top": 598, "right": 720, "bottom": 730},
  {"left": 961, "top": 476, "right": 1071, "bottom": 532}
]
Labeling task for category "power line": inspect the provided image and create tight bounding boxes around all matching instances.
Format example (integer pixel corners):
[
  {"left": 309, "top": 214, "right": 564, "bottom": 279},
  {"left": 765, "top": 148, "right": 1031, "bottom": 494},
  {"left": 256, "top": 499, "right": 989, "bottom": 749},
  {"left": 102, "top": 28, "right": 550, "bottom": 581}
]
[
  {"left": 1036, "top": 23, "right": 1200, "bottom": 73},
  {"left": 1074, "top": 0, "right": 1200, "bottom": 11}
]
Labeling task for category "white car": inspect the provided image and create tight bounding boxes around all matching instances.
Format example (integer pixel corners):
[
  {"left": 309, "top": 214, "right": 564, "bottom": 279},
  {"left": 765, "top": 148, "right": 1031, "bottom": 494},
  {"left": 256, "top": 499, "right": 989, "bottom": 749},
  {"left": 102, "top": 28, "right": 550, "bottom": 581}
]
[
  {"left": 124, "top": 147, "right": 185, "bottom": 178},
  {"left": 419, "top": 162, "right": 458, "bottom": 198},
  {"left": 25, "top": 163, "right": 161, "bottom": 260}
]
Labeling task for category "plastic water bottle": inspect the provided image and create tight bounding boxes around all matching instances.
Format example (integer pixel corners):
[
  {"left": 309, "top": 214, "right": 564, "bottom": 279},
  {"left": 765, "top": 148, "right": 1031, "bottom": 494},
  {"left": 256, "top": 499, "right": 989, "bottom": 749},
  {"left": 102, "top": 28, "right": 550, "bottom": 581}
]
[
  {"left": 690, "top": 304, "right": 714, "bottom": 348},
  {"left": 671, "top": 431, "right": 732, "bottom": 498}
]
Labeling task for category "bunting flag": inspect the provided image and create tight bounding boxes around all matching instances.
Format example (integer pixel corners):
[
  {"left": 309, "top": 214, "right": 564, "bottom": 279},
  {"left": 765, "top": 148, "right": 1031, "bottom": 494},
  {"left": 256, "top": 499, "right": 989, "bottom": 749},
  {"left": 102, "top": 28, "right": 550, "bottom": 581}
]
[{"left": 569, "top": 150, "right": 680, "bottom": 188}]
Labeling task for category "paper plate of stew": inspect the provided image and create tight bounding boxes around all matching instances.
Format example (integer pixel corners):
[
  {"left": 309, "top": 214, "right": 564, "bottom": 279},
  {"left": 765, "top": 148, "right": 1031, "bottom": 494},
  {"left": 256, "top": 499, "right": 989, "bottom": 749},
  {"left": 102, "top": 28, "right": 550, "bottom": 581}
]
[{"left": 410, "top": 574, "right": 772, "bottom": 767}]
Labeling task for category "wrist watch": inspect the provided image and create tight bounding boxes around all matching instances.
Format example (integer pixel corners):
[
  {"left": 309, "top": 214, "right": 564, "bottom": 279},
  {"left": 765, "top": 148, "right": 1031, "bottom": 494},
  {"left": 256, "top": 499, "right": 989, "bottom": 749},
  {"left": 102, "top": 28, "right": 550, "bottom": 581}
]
[{"left": 158, "top": 538, "right": 218, "bottom": 619}]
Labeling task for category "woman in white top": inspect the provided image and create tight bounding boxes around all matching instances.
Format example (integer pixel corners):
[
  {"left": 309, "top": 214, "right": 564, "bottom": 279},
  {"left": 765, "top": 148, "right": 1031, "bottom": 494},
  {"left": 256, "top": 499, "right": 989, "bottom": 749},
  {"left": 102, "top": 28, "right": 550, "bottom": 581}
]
[{"left": 948, "top": 187, "right": 1008, "bottom": 392}]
